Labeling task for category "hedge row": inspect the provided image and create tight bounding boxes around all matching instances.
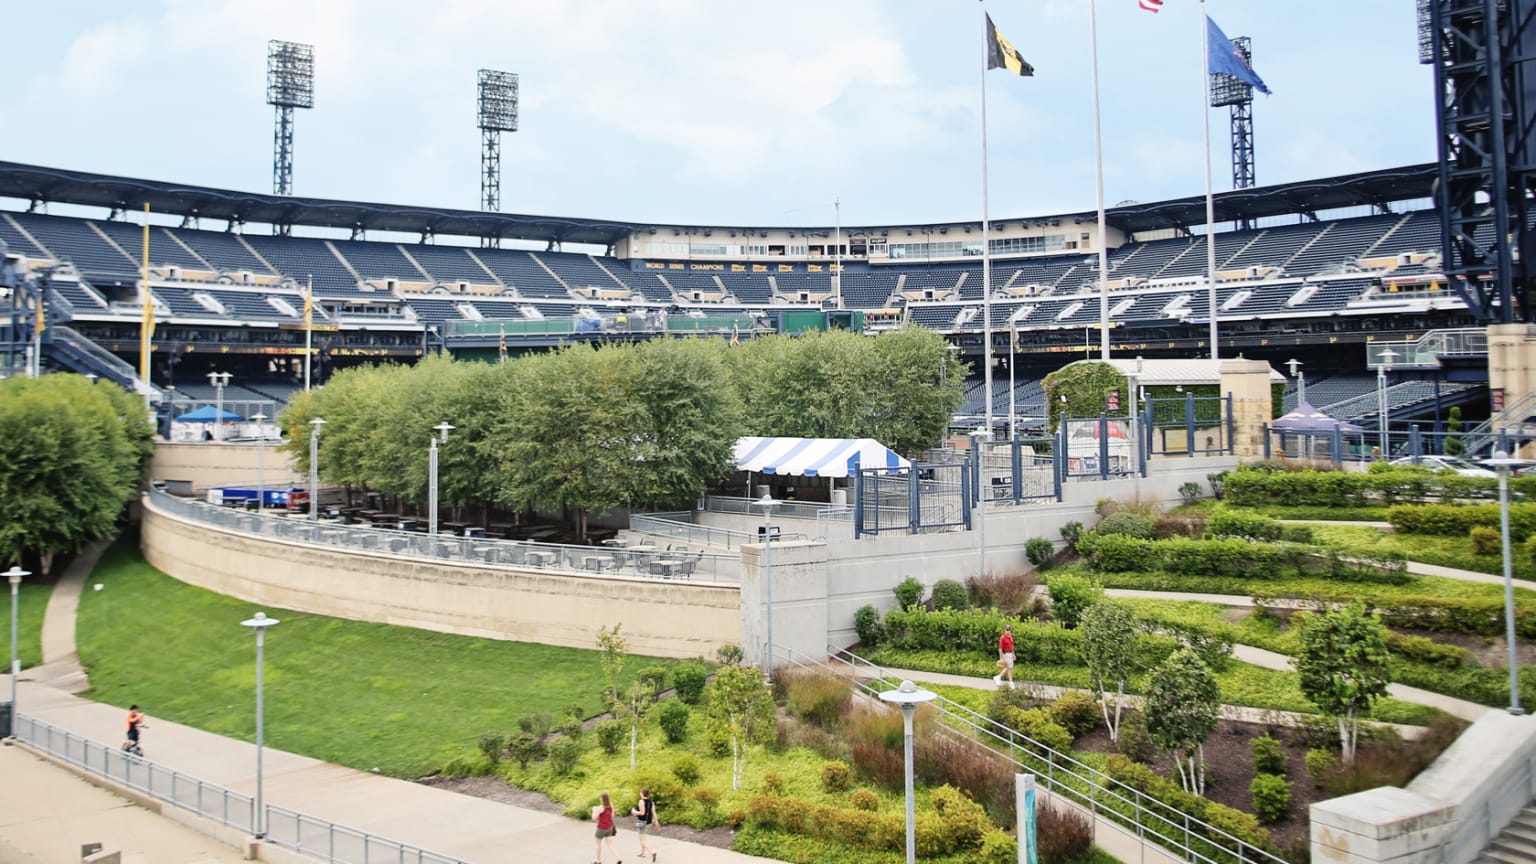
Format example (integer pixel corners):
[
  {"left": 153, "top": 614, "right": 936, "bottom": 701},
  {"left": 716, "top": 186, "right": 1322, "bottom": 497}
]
[
  {"left": 881, "top": 608, "right": 1082, "bottom": 664},
  {"left": 1386, "top": 502, "right": 1536, "bottom": 542},
  {"left": 745, "top": 785, "right": 991, "bottom": 857},
  {"left": 1100, "top": 755, "right": 1272, "bottom": 855},
  {"left": 1225, "top": 466, "right": 1499, "bottom": 507},
  {"left": 1078, "top": 533, "right": 1409, "bottom": 584},
  {"left": 1252, "top": 589, "right": 1536, "bottom": 640}
]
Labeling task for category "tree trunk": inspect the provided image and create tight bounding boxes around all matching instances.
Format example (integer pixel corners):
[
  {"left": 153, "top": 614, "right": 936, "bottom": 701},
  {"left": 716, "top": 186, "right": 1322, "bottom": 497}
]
[
  {"left": 1111, "top": 682, "right": 1124, "bottom": 743},
  {"left": 1340, "top": 711, "right": 1356, "bottom": 766},
  {"left": 629, "top": 720, "right": 638, "bottom": 770}
]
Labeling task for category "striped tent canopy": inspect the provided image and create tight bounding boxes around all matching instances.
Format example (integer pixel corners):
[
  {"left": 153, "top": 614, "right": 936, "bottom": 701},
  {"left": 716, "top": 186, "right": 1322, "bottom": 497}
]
[{"left": 733, "top": 437, "right": 910, "bottom": 478}]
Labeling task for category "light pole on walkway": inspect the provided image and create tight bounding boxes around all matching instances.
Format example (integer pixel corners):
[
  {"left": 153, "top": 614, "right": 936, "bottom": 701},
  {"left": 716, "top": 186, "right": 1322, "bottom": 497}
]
[
  {"left": 251, "top": 412, "right": 267, "bottom": 511},
  {"left": 7, "top": 566, "right": 29, "bottom": 717},
  {"left": 207, "top": 371, "right": 232, "bottom": 441},
  {"left": 428, "top": 422, "right": 454, "bottom": 555},
  {"left": 972, "top": 429, "right": 992, "bottom": 577},
  {"left": 308, "top": 417, "right": 326, "bottom": 520},
  {"left": 755, "top": 493, "right": 776, "bottom": 677},
  {"left": 240, "top": 611, "right": 279, "bottom": 836},
  {"left": 879, "top": 680, "right": 937, "bottom": 864},
  {"left": 1483, "top": 448, "right": 1531, "bottom": 714},
  {"left": 1376, "top": 348, "right": 1397, "bottom": 459}
]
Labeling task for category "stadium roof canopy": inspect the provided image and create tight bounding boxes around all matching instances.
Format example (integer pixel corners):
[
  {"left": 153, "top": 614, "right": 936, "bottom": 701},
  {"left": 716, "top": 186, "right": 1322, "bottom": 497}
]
[{"left": 0, "top": 160, "right": 1437, "bottom": 245}]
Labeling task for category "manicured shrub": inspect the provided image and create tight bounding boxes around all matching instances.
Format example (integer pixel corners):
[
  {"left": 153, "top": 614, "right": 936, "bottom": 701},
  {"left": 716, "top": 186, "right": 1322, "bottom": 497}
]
[
  {"left": 1060, "top": 521, "right": 1084, "bottom": 546},
  {"left": 883, "top": 608, "right": 1084, "bottom": 665},
  {"left": 1250, "top": 773, "right": 1293, "bottom": 823},
  {"left": 1387, "top": 632, "right": 1469, "bottom": 669},
  {"left": 854, "top": 604, "right": 883, "bottom": 646},
  {"left": 717, "top": 644, "right": 744, "bottom": 665},
  {"left": 517, "top": 712, "right": 553, "bottom": 739},
  {"left": 915, "top": 731, "right": 1017, "bottom": 828},
  {"left": 658, "top": 698, "right": 690, "bottom": 744},
  {"left": 595, "top": 719, "right": 625, "bottom": 755},
  {"left": 979, "top": 830, "right": 1017, "bottom": 864},
  {"left": 672, "top": 661, "right": 709, "bottom": 705},
  {"left": 672, "top": 754, "right": 701, "bottom": 785},
  {"left": 821, "top": 759, "right": 851, "bottom": 793},
  {"left": 1116, "top": 713, "right": 1155, "bottom": 763},
  {"left": 1527, "top": 534, "right": 1536, "bottom": 568},
  {"left": 966, "top": 571, "right": 1041, "bottom": 617},
  {"left": 850, "top": 788, "right": 880, "bottom": 811},
  {"left": 1388, "top": 502, "right": 1536, "bottom": 541},
  {"left": 547, "top": 736, "right": 581, "bottom": 776},
  {"left": 1026, "top": 537, "right": 1056, "bottom": 568},
  {"left": 1280, "top": 525, "right": 1315, "bottom": 544},
  {"left": 1036, "top": 802, "right": 1093, "bottom": 864},
  {"left": 637, "top": 665, "right": 668, "bottom": 698},
  {"left": 894, "top": 576, "right": 925, "bottom": 610},
  {"left": 999, "top": 707, "right": 1074, "bottom": 756},
  {"left": 506, "top": 731, "right": 541, "bottom": 769},
  {"left": 1047, "top": 574, "right": 1103, "bottom": 628},
  {"left": 477, "top": 731, "right": 505, "bottom": 765},
  {"left": 1179, "top": 481, "right": 1203, "bottom": 503},
  {"left": 556, "top": 715, "right": 583, "bottom": 741},
  {"left": 1047, "top": 690, "right": 1100, "bottom": 738},
  {"left": 930, "top": 785, "right": 991, "bottom": 852},
  {"left": 691, "top": 786, "right": 721, "bottom": 823},
  {"left": 1096, "top": 511, "right": 1154, "bottom": 539},
  {"left": 1305, "top": 748, "right": 1338, "bottom": 788},
  {"left": 761, "top": 771, "right": 786, "bottom": 795},
  {"left": 1471, "top": 526, "right": 1501, "bottom": 556},
  {"left": 1250, "top": 735, "right": 1287, "bottom": 776},
  {"left": 1207, "top": 507, "right": 1283, "bottom": 542},
  {"left": 931, "top": 578, "right": 970, "bottom": 611}
]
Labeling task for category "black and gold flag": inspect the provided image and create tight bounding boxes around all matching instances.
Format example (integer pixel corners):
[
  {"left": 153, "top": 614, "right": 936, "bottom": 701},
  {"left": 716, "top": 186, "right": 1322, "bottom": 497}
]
[{"left": 986, "top": 13, "right": 1034, "bottom": 77}]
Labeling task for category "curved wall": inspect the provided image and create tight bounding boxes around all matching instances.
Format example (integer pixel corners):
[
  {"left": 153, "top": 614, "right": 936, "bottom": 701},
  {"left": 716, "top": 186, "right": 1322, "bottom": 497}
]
[{"left": 140, "top": 495, "right": 740, "bottom": 659}]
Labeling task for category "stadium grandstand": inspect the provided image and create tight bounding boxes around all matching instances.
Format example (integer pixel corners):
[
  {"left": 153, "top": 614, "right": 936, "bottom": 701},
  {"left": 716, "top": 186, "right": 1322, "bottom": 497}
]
[{"left": 0, "top": 159, "right": 1491, "bottom": 441}]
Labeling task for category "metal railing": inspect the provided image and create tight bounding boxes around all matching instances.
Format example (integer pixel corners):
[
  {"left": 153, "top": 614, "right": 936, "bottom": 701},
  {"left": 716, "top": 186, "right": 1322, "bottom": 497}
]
[
  {"left": 704, "top": 494, "right": 834, "bottom": 521},
  {"left": 628, "top": 511, "right": 806, "bottom": 549},
  {"left": 1467, "top": 392, "right": 1536, "bottom": 458},
  {"left": 1434, "top": 753, "right": 1536, "bottom": 864},
  {"left": 148, "top": 488, "right": 741, "bottom": 583},
  {"left": 15, "top": 714, "right": 469, "bottom": 864},
  {"left": 265, "top": 805, "right": 468, "bottom": 864},
  {"left": 14, "top": 713, "right": 255, "bottom": 834},
  {"left": 819, "top": 648, "right": 1288, "bottom": 864}
]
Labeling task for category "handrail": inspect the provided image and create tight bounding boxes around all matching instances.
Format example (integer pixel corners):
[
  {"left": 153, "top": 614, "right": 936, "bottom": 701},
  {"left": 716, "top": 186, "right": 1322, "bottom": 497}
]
[
  {"left": 1435, "top": 752, "right": 1536, "bottom": 864},
  {"left": 628, "top": 512, "right": 806, "bottom": 549},
  {"left": 1466, "top": 392, "right": 1536, "bottom": 457},
  {"left": 820, "top": 647, "right": 1288, "bottom": 864}
]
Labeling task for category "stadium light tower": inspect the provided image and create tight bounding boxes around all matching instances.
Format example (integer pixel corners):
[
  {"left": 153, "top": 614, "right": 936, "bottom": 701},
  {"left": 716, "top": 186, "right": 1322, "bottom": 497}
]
[
  {"left": 1210, "top": 36, "right": 1257, "bottom": 197},
  {"left": 477, "top": 69, "right": 519, "bottom": 245},
  {"left": 267, "top": 41, "right": 315, "bottom": 206}
]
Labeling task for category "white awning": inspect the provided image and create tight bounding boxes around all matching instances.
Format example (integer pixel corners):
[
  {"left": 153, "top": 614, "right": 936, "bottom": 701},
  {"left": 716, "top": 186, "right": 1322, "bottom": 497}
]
[{"left": 733, "top": 437, "right": 910, "bottom": 478}]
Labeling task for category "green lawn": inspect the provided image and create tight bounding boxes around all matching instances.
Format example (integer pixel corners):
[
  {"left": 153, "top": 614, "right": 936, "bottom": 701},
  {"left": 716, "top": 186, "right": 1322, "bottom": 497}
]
[
  {"left": 77, "top": 539, "right": 681, "bottom": 778},
  {"left": 12, "top": 581, "right": 52, "bottom": 670}
]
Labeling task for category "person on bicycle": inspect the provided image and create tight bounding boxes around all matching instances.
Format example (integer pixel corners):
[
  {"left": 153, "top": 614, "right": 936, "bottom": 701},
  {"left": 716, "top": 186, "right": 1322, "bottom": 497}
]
[{"left": 124, "top": 705, "right": 146, "bottom": 753}]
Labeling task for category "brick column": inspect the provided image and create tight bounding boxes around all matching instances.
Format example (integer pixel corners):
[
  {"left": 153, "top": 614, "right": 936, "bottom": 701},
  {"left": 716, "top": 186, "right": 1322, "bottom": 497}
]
[{"left": 1219, "top": 358, "right": 1275, "bottom": 459}]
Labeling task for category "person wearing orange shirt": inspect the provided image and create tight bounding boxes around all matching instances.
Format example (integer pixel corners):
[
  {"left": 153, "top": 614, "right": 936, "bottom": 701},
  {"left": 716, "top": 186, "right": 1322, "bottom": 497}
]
[{"left": 993, "top": 624, "right": 1015, "bottom": 689}]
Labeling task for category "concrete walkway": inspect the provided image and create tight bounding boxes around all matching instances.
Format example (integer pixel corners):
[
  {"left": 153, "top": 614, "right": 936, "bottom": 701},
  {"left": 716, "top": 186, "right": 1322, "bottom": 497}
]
[
  {"left": 26, "top": 538, "right": 109, "bottom": 694},
  {"left": 9, "top": 682, "right": 777, "bottom": 864}
]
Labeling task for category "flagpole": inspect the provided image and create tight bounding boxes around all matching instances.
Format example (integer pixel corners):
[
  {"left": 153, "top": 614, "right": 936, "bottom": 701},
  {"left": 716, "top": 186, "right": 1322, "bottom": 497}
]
[
  {"left": 834, "top": 196, "right": 843, "bottom": 309},
  {"left": 304, "top": 274, "right": 313, "bottom": 391},
  {"left": 1090, "top": 0, "right": 1110, "bottom": 361},
  {"left": 1202, "top": 0, "right": 1219, "bottom": 360},
  {"left": 979, "top": 0, "right": 995, "bottom": 436},
  {"left": 1008, "top": 322, "right": 1017, "bottom": 439}
]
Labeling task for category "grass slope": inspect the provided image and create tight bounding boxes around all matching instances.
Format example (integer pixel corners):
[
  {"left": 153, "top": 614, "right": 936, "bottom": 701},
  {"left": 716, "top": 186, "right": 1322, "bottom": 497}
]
[
  {"left": 13, "top": 582, "right": 51, "bottom": 670},
  {"left": 76, "top": 538, "right": 679, "bottom": 778}
]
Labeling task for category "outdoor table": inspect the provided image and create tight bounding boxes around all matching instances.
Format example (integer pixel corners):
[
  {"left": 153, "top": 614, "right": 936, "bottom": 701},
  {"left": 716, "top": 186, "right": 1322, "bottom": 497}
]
[
  {"left": 652, "top": 558, "right": 683, "bottom": 578},
  {"left": 583, "top": 555, "right": 613, "bottom": 573},
  {"left": 525, "top": 549, "right": 556, "bottom": 568},
  {"left": 601, "top": 538, "right": 628, "bottom": 547}
]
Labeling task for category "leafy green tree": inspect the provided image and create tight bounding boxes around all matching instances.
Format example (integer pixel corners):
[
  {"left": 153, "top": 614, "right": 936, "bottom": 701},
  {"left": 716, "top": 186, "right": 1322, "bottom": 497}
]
[
  {"left": 1444, "top": 407, "right": 1464, "bottom": 457},
  {"left": 1081, "top": 600, "right": 1138, "bottom": 743},
  {"left": 596, "top": 623, "right": 627, "bottom": 713},
  {"left": 0, "top": 374, "right": 153, "bottom": 573},
  {"left": 704, "top": 661, "right": 775, "bottom": 790},
  {"left": 1143, "top": 649, "right": 1220, "bottom": 795},
  {"left": 1293, "top": 602, "right": 1391, "bottom": 766}
]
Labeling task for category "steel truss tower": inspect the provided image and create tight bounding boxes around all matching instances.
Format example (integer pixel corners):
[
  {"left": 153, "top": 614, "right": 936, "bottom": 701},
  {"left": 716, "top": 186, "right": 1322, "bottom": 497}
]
[
  {"left": 1210, "top": 36, "right": 1257, "bottom": 230},
  {"left": 266, "top": 40, "right": 314, "bottom": 232},
  {"left": 477, "top": 70, "right": 519, "bottom": 248},
  {"left": 1423, "top": 0, "right": 1536, "bottom": 323}
]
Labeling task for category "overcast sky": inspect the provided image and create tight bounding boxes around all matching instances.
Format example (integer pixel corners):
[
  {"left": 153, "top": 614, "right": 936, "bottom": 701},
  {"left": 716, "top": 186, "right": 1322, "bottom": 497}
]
[{"left": 7, "top": 1, "right": 1431, "bottom": 229}]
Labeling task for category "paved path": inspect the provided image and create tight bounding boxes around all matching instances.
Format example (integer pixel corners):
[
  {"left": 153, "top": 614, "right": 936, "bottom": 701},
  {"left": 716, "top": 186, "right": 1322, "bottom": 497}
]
[
  {"left": 8, "top": 682, "right": 777, "bottom": 864},
  {"left": 27, "top": 538, "right": 107, "bottom": 694}
]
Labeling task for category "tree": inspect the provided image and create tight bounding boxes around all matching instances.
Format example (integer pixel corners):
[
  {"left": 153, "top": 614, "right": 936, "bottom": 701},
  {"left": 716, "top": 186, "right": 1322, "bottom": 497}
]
[
  {"left": 704, "top": 661, "right": 775, "bottom": 790},
  {"left": 0, "top": 374, "right": 153, "bottom": 574},
  {"left": 1081, "top": 600, "right": 1138, "bottom": 743},
  {"left": 1293, "top": 602, "right": 1391, "bottom": 766},
  {"left": 596, "top": 623, "right": 627, "bottom": 713},
  {"left": 1143, "top": 649, "right": 1220, "bottom": 795},
  {"left": 1443, "top": 407, "right": 1464, "bottom": 457}
]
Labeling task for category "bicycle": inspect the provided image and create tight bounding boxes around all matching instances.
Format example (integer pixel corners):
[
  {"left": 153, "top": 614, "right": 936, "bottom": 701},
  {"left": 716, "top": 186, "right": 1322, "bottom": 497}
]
[{"left": 121, "top": 739, "right": 144, "bottom": 758}]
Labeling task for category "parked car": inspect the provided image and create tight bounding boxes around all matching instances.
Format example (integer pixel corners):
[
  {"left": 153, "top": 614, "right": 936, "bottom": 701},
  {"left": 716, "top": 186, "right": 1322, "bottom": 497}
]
[{"left": 1388, "top": 455, "right": 1498, "bottom": 478}]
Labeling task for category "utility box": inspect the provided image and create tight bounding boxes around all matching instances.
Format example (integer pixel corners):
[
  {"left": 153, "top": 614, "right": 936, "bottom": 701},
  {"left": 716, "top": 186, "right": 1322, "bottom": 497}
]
[{"left": 0, "top": 701, "right": 12, "bottom": 738}]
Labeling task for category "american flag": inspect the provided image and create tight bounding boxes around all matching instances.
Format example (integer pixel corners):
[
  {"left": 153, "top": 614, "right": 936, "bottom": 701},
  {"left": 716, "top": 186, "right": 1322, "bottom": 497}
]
[{"left": 1140, "top": 0, "right": 1163, "bottom": 11}]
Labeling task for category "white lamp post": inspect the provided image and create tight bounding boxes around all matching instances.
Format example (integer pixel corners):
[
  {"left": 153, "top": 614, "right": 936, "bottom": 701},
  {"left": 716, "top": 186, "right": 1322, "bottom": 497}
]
[
  {"left": 754, "top": 493, "right": 776, "bottom": 677},
  {"left": 1376, "top": 348, "right": 1397, "bottom": 459},
  {"left": 250, "top": 412, "right": 267, "bottom": 512},
  {"left": 428, "top": 422, "right": 455, "bottom": 554},
  {"left": 308, "top": 418, "right": 326, "bottom": 520},
  {"left": 1483, "top": 449, "right": 1531, "bottom": 714},
  {"left": 1286, "top": 358, "right": 1305, "bottom": 405},
  {"left": 207, "top": 371, "right": 232, "bottom": 441},
  {"left": 239, "top": 611, "right": 279, "bottom": 837},
  {"left": 972, "top": 429, "right": 992, "bottom": 577},
  {"left": 1130, "top": 356, "right": 1144, "bottom": 480},
  {"left": 879, "top": 680, "right": 938, "bottom": 864},
  {"left": 7, "top": 566, "right": 28, "bottom": 717}
]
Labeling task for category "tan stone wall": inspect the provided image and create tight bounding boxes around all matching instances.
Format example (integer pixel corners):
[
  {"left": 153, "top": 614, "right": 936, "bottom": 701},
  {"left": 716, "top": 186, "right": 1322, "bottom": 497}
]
[
  {"left": 1487, "top": 323, "right": 1536, "bottom": 411},
  {"left": 1219, "top": 358, "right": 1276, "bottom": 459},
  {"left": 141, "top": 497, "right": 739, "bottom": 659},
  {"left": 150, "top": 442, "right": 300, "bottom": 492}
]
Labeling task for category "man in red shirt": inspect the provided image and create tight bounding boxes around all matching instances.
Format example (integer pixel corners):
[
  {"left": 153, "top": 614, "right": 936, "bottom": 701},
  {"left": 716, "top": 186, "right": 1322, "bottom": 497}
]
[{"left": 993, "top": 624, "right": 1015, "bottom": 689}]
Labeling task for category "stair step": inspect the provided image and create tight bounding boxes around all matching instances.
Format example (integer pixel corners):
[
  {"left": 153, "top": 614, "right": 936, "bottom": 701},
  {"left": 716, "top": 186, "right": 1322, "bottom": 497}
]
[
  {"left": 1493, "top": 838, "right": 1536, "bottom": 859},
  {"left": 1502, "top": 825, "right": 1536, "bottom": 846},
  {"left": 1484, "top": 848, "right": 1536, "bottom": 864},
  {"left": 1512, "top": 815, "right": 1536, "bottom": 834}
]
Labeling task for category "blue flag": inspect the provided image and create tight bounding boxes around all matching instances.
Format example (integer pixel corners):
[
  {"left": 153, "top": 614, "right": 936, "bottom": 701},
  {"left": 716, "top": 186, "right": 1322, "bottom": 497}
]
[{"left": 1207, "top": 15, "right": 1270, "bottom": 96}]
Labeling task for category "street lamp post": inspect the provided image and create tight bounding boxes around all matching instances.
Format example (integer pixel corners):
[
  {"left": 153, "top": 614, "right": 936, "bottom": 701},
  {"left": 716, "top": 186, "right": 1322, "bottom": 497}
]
[
  {"left": 755, "top": 493, "right": 776, "bottom": 677},
  {"left": 308, "top": 418, "right": 326, "bottom": 520},
  {"left": 239, "top": 611, "right": 279, "bottom": 836},
  {"left": 428, "top": 422, "right": 455, "bottom": 555},
  {"left": 7, "top": 566, "right": 29, "bottom": 716},
  {"left": 1483, "top": 449, "right": 1531, "bottom": 714},
  {"left": 1129, "top": 356, "right": 1144, "bottom": 482},
  {"left": 972, "top": 429, "right": 992, "bottom": 577},
  {"left": 251, "top": 412, "right": 267, "bottom": 511},
  {"left": 1286, "top": 358, "right": 1306, "bottom": 405},
  {"left": 879, "top": 680, "right": 938, "bottom": 864},
  {"left": 1376, "top": 348, "right": 1397, "bottom": 459},
  {"left": 207, "top": 371, "right": 232, "bottom": 442}
]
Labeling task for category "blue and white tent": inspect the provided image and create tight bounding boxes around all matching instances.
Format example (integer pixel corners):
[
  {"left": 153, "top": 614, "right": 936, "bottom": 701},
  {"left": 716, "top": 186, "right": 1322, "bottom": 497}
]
[{"left": 733, "top": 437, "right": 910, "bottom": 478}]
